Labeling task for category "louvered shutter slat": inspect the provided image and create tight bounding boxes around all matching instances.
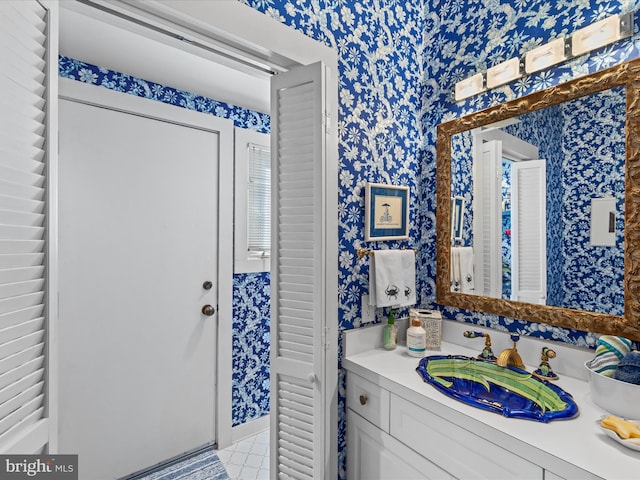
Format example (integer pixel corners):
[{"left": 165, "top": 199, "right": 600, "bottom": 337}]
[
  {"left": 0, "top": 72, "right": 47, "bottom": 113},
  {"left": 0, "top": 280, "right": 44, "bottom": 300},
  {"left": 0, "top": 225, "right": 44, "bottom": 241},
  {"left": 0, "top": 0, "right": 49, "bottom": 451},
  {"left": 0, "top": 181, "right": 44, "bottom": 202},
  {"left": 0, "top": 381, "right": 43, "bottom": 421},
  {"left": 0, "top": 41, "right": 46, "bottom": 85},
  {"left": 0, "top": 293, "right": 44, "bottom": 316},
  {"left": 279, "top": 324, "right": 312, "bottom": 337},
  {"left": 279, "top": 439, "right": 313, "bottom": 466},
  {"left": 0, "top": 209, "right": 45, "bottom": 227},
  {"left": 0, "top": 344, "right": 43, "bottom": 377},
  {"left": 0, "top": 195, "right": 44, "bottom": 215},
  {"left": 0, "top": 157, "right": 44, "bottom": 177},
  {"left": 0, "top": 267, "right": 44, "bottom": 285},
  {"left": 0, "top": 241, "right": 45, "bottom": 255},
  {"left": 0, "top": 82, "right": 47, "bottom": 115},
  {"left": 0, "top": 307, "right": 44, "bottom": 333},
  {"left": 0, "top": 366, "right": 43, "bottom": 406},
  {"left": 0, "top": 318, "right": 43, "bottom": 343},
  {"left": 0, "top": 396, "right": 44, "bottom": 437},
  {"left": 0, "top": 118, "right": 45, "bottom": 151},
  {"left": 279, "top": 460, "right": 313, "bottom": 480},
  {"left": 0, "top": 253, "right": 45, "bottom": 268},
  {"left": 279, "top": 283, "right": 313, "bottom": 294},
  {"left": 0, "top": 331, "right": 44, "bottom": 358},
  {"left": 279, "top": 443, "right": 313, "bottom": 471},
  {"left": 0, "top": 358, "right": 42, "bottom": 397},
  {"left": 278, "top": 413, "right": 312, "bottom": 434},
  {"left": 279, "top": 312, "right": 313, "bottom": 324}
]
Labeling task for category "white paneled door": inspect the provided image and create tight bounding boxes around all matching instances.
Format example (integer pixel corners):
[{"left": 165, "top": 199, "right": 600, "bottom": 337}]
[{"left": 58, "top": 83, "right": 229, "bottom": 479}]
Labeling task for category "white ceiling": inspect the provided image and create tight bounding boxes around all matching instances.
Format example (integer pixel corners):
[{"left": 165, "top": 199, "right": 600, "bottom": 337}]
[{"left": 58, "top": 4, "right": 271, "bottom": 114}]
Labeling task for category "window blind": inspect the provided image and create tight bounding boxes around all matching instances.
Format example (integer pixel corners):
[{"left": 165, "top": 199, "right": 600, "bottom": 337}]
[{"left": 247, "top": 142, "right": 270, "bottom": 256}]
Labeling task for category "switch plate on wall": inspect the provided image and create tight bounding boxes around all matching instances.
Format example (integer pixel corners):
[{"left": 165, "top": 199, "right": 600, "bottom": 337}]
[{"left": 361, "top": 294, "right": 376, "bottom": 324}]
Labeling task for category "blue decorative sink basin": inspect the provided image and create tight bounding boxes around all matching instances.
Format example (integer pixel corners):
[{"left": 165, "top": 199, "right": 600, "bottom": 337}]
[{"left": 416, "top": 355, "right": 579, "bottom": 422}]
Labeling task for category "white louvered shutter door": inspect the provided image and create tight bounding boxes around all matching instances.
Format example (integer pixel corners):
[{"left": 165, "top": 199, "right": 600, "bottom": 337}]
[
  {"left": 270, "top": 62, "right": 337, "bottom": 479},
  {"left": 511, "top": 160, "right": 547, "bottom": 304},
  {"left": 0, "top": 0, "right": 57, "bottom": 453},
  {"left": 475, "top": 140, "right": 502, "bottom": 297}
]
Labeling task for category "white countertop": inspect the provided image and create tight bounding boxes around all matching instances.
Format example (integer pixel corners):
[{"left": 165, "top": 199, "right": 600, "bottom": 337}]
[{"left": 343, "top": 325, "right": 640, "bottom": 480}]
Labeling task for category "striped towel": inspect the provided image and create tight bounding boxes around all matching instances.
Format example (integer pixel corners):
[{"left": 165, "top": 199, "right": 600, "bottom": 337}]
[{"left": 590, "top": 335, "right": 633, "bottom": 377}]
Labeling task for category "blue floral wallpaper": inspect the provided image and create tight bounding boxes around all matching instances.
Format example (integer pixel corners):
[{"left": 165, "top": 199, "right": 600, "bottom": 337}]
[
  {"left": 232, "top": 272, "right": 271, "bottom": 426},
  {"left": 450, "top": 130, "right": 474, "bottom": 248},
  {"left": 502, "top": 160, "right": 511, "bottom": 299},
  {"left": 58, "top": 55, "right": 272, "bottom": 427},
  {"left": 559, "top": 87, "right": 626, "bottom": 315}
]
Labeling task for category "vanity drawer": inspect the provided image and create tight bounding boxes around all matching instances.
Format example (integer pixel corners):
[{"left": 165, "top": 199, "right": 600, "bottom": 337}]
[
  {"left": 347, "top": 372, "right": 390, "bottom": 432},
  {"left": 390, "top": 394, "right": 543, "bottom": 480}
]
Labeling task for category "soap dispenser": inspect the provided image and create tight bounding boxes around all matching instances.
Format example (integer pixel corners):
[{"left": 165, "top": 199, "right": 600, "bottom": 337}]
[{"left": 383, "top": 309, "right": 397, "bottom": 350}]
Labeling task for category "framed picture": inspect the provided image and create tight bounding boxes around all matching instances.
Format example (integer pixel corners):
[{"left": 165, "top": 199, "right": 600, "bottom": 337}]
[
  {"left": 450, "top": 196, "right": 465, "bottom": 242},
  {"left": 365, "top": 183, "right": 409, "bottom": 241}
]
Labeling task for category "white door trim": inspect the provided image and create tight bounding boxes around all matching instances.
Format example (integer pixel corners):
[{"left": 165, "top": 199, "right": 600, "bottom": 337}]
[{"left": 58, "top": 77, "right": 234, "bottom": 450}]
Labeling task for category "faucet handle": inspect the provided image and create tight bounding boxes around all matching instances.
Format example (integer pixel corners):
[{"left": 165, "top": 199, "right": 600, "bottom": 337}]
[
  {"left": 463, "top": 331, "right": 497, "bottom": 361},
  {"left": 532, "top": 346, "right": 559, "bottom": 381}
]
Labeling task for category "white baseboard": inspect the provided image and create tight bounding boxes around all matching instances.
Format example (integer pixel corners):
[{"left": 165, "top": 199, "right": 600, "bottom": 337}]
[{"left": 231, "top": 414, "right": 270, "bottom": 444}]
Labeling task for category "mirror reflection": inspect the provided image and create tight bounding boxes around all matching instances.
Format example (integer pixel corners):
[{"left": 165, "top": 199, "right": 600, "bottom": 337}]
[{"left": 450, "top": 86, "right": 626, "bottom": 316}]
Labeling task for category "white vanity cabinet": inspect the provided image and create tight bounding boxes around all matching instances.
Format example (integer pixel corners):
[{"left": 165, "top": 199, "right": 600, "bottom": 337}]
[
  {"left": 347, "top": 374, "right": 453, "bottom": 479},
  {"left": 389, "top": 394, "right": 541, "bottom": 479},
  {"left": 346, "top": 371, "right": 582, "bottom": 480},
  {"left": 347, "top": 411, "right": 454, "bottom": 480}
]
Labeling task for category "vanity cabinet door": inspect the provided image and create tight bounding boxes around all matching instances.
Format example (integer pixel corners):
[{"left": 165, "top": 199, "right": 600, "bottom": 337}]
[
  {"left": 390, "top": 395, "right": 543, "bottom": 480},
  {"left": 347, "top": 372, "right": 390, "bottom": 432},
  {"left": 347, "top": 410, "right": 455, "bottom": 480}
]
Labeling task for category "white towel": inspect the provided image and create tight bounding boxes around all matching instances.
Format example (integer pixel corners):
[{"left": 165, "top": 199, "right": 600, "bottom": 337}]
[
  {"left": 450, "top": 246, "right": 474, "bottom": 293},
  {"left": 369, "top": 250, "right": 416, "bottom": 307},
  {"left": 401, "top": 250, "right": 417, "bottom": 306},
  {"left": 450, "top": 248, "right": 460, "bottom": 291}
]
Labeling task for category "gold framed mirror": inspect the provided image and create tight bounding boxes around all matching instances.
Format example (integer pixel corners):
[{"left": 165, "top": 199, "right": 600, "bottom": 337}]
[{"left": 436, "top": 57, "right": 640, "bottom": 340}]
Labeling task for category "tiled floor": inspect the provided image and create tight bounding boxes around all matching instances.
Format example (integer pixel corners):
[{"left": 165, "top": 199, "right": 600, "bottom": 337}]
[{"left": 216, "top": 430, "right": 269, "bottom": 480}]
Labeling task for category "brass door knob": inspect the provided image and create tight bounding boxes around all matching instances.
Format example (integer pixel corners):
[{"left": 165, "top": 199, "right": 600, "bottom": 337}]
[{"left": 202, "top": 305, "right": 215, "bottom": 316}]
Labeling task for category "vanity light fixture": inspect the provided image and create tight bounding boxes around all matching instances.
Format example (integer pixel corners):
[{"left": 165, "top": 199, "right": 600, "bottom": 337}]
[
  {"left": 524, "top": 38, "right": 568, "bottom": 74},
  {"left": 486, "top": 58, "right": 522, "bottom": 89},
  {"left": 454, "top": 72, "right": 486, "bottom": 101},
  {"left": 454, "top": 11, "right": 635, "bottom": 101},
  {"left": 570, "top": 12, "right": 634, "bottom": 57}
]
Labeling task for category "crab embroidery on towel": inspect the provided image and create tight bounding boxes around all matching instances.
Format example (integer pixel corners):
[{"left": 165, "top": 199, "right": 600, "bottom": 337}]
[{"left": 385, "top": 284, "right": 399, "bottom": 300}]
